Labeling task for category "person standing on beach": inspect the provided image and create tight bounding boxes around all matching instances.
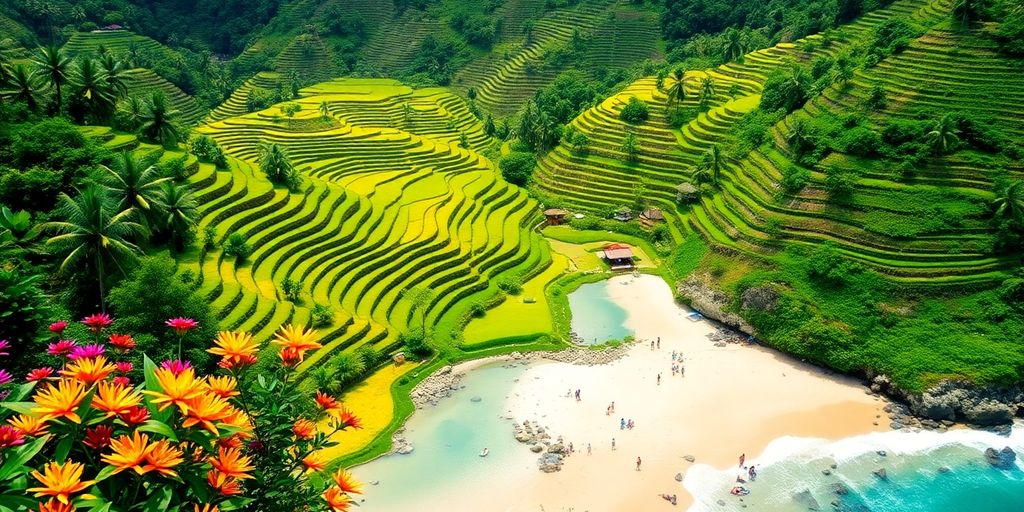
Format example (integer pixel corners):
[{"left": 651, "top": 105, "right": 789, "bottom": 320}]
[
  {"left": 739, "top": 453, "right": 745, "bottom": 468},
  {"left": 575, "top": 389, "right": 581, "bottom": 401},
  {"left": 612, "top": 438, "right": 616, "bottom": 450},
  {"left": 636, "top": 457, "right": 642, "bottom": 471},
  {"left": 657, "top": 337, "right": 661, "bottom": 349},
  {"left": 588, "top": 443, "right": 592, "bottom": 455},
  {"left": 620, "top": 418, "right": 626, "bottom": 430},
  {"left": 657, "top": 373, "right": 661, "bottom": 385},
  {"left": 650, "top": 340, "right": 655, "bottom": 350}
]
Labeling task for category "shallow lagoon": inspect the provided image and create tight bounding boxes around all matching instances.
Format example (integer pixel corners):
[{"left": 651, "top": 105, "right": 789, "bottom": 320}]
[{"left": 567, "top": 279, "right": 632, "bottom": 344}]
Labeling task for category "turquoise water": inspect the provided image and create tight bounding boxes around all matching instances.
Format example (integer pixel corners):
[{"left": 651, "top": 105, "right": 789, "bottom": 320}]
[
  {"left": 352, "top": 362, "right": 536, "bottom": 511},
  {"left": 567, "top": 280, "right": 632, "bottom": 344},
  {"left": 685, "top": 429, "right": 1024, "bottom": 511}
]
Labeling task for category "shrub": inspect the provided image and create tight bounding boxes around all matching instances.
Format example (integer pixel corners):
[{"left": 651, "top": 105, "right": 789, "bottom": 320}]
[
  {"left": 621, "top": 132, "right": 641, "bottom": 162},
  {"left": 864, "top": 84, "right": 888, "bottom": 110},
  {"left": 807, "top": 242, "right": 858, "bottom": 286},
  {"left": 157, "top": 155, "right": 189, "bottom": 181},
  {"left": 497, "top": 278, "right": 523, "bottom": 295},
  {"left": 282, "top": 276, "right": 302, "bottom": 302},
  {"left": 666, "top": 106, "right": 697, "bottom": 128},
  {"left": 780, "top": 164, "right": 811, "bottom": 192},
  {"left": 401, "top": 328, "right": 433, "bottom": 357},
  {"left": 499, "top": 151, "right": 536, "bottom": 186},
  {"left": 312, "top": 303, "right": 334, "bottom": 327},
  {"left": 759, "top": 66, "right": 810, "bottom": 113},
  {"left": 470, "top": 302, "right": 486, "bottom": 318},
  {"left": 824, "top": 167, "right": 856, "bottom": 200},
  {"left": 836, "top": 127, "right": 882, "bottom": 157},
  {"left": 223, "top": 232, "right": 252, "bottom": 262},
  {"left": 619, "top": 96, "right": 650, "bottom": 124}
]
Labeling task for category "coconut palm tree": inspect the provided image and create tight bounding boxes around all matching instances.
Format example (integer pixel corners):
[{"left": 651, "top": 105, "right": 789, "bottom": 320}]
[
  {"left": 698, "top": 76, "right": 717, "bottom": 109},
  {"left": 158, "top": 181, "right": 197, "bottom": 252},
  {"left": 993, "top": 181, "right": 1024, "bottom": 223},
  {"left": 6, "top": 64, "right": 42, "bottom": 111},
  {"left": 31, "top": 45, "right": 71, "bottom": 114},
  {"left": 44, "top": 186, "right": 145, "bottom": 312},
  {"left": 140, "top": 92, "right": 180, "bottom": 147},
  {"left": 102, "top": 151, "right": 171, "bottom": 220},
  {"left": 926, "top": 114, "right": 960, "bottom": 155},
  {"left": 258, "top": 142, "right": 298, "bottom": 188},
  {"left": 724, "top": 28, "right": 745, "bottom": 61},
  {"left": 319, "top": 100, "right": 330, "bottom": 119},
  {"left": 70, "top": 57, "right": 116, "bottom": 122},
  {"left": 662, "top": 68, "right": 687, "bottom": 109},
  {"left": 703, "top": 144, "right": 724, "bottom": 183},
  {"left": 99, "top": 53, "right": 129, "bottom": 99},
  {"left": 116, "top": 96, "right": 146, "bottom": 131}
]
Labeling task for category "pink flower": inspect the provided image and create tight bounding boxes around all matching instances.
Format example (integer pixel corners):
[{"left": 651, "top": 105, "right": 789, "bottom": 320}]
[
  {"left": 68, "top": 343, "right": 105, "bottom": 360},
  {"left": 111, "top": 376, "right": 131, "bottom": 387},
  {"left": 115, "top": 361, "right": 133, "bottom": 374},
  {"left": 25, "top": 367, "right": 54, "bottom": 382},
  {"left": 165, "top": 317, "right": 198, "bottom": 335},
  {"left": 46, "top": 339, "right": 77, "bottom": 356},
  {"left": 108, "top": 334, "right": 136, "bottom": 351},
  {"left": 81, "top": 313, "right": 113, "bottom": 333},
  {"left": 0, "top": 370, "right": 11, "bottom": 386},
  {"left": 159, "top": 359, "right": 192, "bottom": 375},
  {"left": 48, "top": 321, "right": 68, "bottom": 335},
  {"left": 0, "top": 425, "right": 25, "bottom": 449},
  {"left": 0, "top": 340, "right": 9, "bottom": 357}
]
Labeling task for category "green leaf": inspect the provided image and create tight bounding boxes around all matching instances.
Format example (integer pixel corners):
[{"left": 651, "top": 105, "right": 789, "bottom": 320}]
[
  {"left": 6, "top": 382, "right": 37, "bottom": 403},
  {"left": 0, "top": 492, "right": 38, "bottom": 511},
  {"left": 0, "top": 436, "right": 47, "bottom": 481},
  {"left": 54, "top": 435, "right": 74, "bottom": 463},
  {"left": 93, "top": 465, "right": 116, "bottom": 484},
  {"left": 142, "top": 355, "right": 171, "bottom": 423},
  {"left": 0, "top": 402, "right": 36, "bottom": 415},
  {"left": 142, "top": 485, "right": 172, "bottom": 512},
  {"left": 137, "top": 420, "right": 178, "bottom": 441}
]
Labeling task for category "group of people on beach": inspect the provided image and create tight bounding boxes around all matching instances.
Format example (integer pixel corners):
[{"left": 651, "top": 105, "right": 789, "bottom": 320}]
[{"left": 729, "top": 453, "right": 757, "bottom": 496}]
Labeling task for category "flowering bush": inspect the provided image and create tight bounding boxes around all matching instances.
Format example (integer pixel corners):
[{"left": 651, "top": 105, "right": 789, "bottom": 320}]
[{"left": 0, "top": 315, "right": 362, "bottom": 511}]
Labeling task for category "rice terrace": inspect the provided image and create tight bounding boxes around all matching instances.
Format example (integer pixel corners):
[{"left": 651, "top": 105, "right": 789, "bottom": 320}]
[{"left": 0, "top": 0, "right": 1022, "bottom": 510}]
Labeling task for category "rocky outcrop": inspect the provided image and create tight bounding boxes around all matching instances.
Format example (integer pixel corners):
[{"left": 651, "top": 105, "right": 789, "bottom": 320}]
[
  {"left": 677, "top": 277, "right": 755, "bottom": 335},
  {"left": 984, "top": 447, "right": 1017, "bottom": 469},
  {"left": 885, "top": 378, "right": 1022, "bottom": 430}
]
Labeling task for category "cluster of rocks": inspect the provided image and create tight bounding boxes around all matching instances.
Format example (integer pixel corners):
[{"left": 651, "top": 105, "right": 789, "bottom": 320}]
[
  {"left": 511, "top": 420, "right": 569, "bottom": 472},
  {"left": 705, "top": 326, "right": 748, "bottom": 347},
  {"left": 540, "top": 343, "right": 634, "bottom": 366},
  {"left": 882, "top": 402, "right": 954, "bottom": 433},
  {"left": 872, "top": 374, "right": 1018, "bottom": 434},
  {"left": 409, "top": 365, "right": 465, "bottom": 409},
  {"left": 677, "top": 277, "right": 755, "bottom": 335},
  {"left": 390, "top": 428, "right": 414, "bottom": 455},
  {"left": 984, "top": 446, "right": 1017, "bottom": 469}
]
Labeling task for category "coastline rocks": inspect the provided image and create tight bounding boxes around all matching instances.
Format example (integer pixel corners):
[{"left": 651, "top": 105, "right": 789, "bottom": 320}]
[
  {"left": 675, "top": 473, "right": 683, "bottom": 482},
  {"left": 391, "top": 430, "right": 415, "bottom": 455},
  {"left": 542, "top": 343, "right": 634, "bottom": 365},
  {"left": 683, "top": 454, "right": 696, "bottom": 463},
  {"left": 872, "top": 468, "right": 887, "bottom": 480},
  {"left": 409, "top": 365, "right": 463, "bottom": 408},
  {"left": 538, "top": 453, "right": 563, "bottom": 473},
  {"left": 899, "top": 379, "right": 1023, "bottom": 428},
  {"left": 984, "top": 447, "right": 1017, "bottom": 469},
  {"left": 677, "top": 277, "right": 755, "bottom": 335},
  {"left": 792, "top": 490, "right": 821, "bottom": 511}
]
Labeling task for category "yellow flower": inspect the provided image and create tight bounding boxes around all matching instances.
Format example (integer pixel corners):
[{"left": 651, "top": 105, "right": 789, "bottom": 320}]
[
  {"left": 28, "top": 461, "right": 95, "bottom": 505},
  {"left": 208, "top": 446, "right": 254, "bottom": 480},
  {"left": 302, "top": 451, "right": 327, "bottom": 472},
  {"left": 142, "top": 368, "right": 204, "bottom": 414},
  {"left": 61, "top": 356, "right": 117, "bottom": 384},
  {"left": 207, "top": 331, "right": 259, "bottom": 369},
  {"left": 92, "top": 381, "right": 142, "bottom": 418},
  {"left": 271, "top": 324, "right": 321, "bottom": 364},
  {"left": 181, "top": 393, "right": 234, "bottom": 435},
  {"left": 204, "top": 376, "right": 239, "bottom": 398},
  {"left": 101, "top": 431, "right": 151, "bottom": 474},
  {"left": 32, "top": 379, "right": 87, "bottom": 424},
  {"left": 142, "top": 440, "right": 184, "bottom": 478},
  {"left": 9, "top": 414, "right": 48, "bottom": 436}
]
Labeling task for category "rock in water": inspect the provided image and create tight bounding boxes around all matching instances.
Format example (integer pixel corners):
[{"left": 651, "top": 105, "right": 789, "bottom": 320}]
[
  {"left": 792, "top": 490, "right": 821, "bottom": 511},
  {"left": 470, "top": 396, "right": 482, "bottom": 402},
  {"left": 984, "top": 446, "right": 1017, "bottom": 469},
  {"left": 872, "top": 468, "right": 887, "bottom": 480}
]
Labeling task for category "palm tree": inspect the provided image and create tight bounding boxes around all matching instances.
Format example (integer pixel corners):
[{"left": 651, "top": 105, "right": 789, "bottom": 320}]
[
  {"left": 698, "top": 77, "right": 717, "bottom": 109},
  {"left": 704, "top": 145, "right": 724, "bottom": 183},
  {"left": 140, "top": 92, "right": 180, "bottom": 147},
  {"left": 661, "top": 68, "right": 687, "bottom": 109},
  {"left": 44, "top": 186, "right": 145, "bottom": 312},
  {"left": 70, "top": 58, "right": 116, "bottom": 122},
  {"left": 99, "top": 53, "right": 129, "bottom": 99},
  {"left": 953, "top": 0, "right": 983, "bottom": 24},
  {"left": 319, "top": 100, "right": 330, "bottom": 119},
  {"left": 258, "top": 142, "right": 297, "bottom": 187},
  {"left": 32, "top": 45, "right": 71, "bottom": 114},
  {"left": 6, "top": 64, "right": 42, "bottom": 111},
  {"left": 693, "top": 165, "right": 712, "bottom": 185},
  {"left": 102, "top": 151, "right": 170, "bottom": 219},
  {"left": 117, "top": 96, "right": 146, "bottom": 131},
  {"left": 926, "top": 114, "right": 960, "bottom": 155},
  {"left": 993, "top": 181, "right": 1024, "bottom": 223},
  {"left": 724, "top": 28, "right": 745, "bottom": 61},
  {"left": 158, "top": 181, "right": 198, "bottom": 252}
]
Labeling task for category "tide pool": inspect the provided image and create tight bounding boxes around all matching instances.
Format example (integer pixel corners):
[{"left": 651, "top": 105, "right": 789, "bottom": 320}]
[
  {"left": 352, "top": 361, "right": 537, "bottom": 511},
  {"left": 684, "top": 427, "right": 1024, "bottom": 511},
  {"left": 567, "top": 279, "right": 632, "bottom": 344}
]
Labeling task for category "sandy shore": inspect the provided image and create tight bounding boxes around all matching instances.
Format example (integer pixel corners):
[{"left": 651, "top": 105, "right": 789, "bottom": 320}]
[{"left": 493, "top": 274, "right": 885, "bottom": 511}]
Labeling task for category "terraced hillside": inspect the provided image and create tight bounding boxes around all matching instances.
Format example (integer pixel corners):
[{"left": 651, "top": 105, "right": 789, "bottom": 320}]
[
  {"left": 123, "top": 68, "right": 207, "bottom": 126},
  {"left": 532, "top": 0, "right": 1014, "bottom": 284},
  {"left": 192, "top": 78, "right": 546, "bottom": 377},
  {"left": 275, "top": 34, "right": 336, "bottom": 81},
  {"left": 205, "top": 72, "right": 287, "bottom": 123},
  {"left": 584, "top": 6, "right": 663, "bottom": 70},
  {"left": 62, "top": 29, "right": 165, "bottom": 57},
  {"left": 358, "top": 8, "right": 440, "bottom": 74}
]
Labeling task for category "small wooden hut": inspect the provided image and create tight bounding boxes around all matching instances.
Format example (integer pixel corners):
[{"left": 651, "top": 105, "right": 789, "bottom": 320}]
[{"left": 676, "top": 182, "right": 698, "bottom": 203}]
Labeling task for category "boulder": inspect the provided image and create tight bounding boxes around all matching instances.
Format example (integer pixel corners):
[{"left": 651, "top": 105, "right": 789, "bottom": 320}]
[
  {"left": 984, "top": 447, "right": 1017, "bottom": 469},
  {"left": 470, "top": 396, "right": 482, "bottom": 402},
  {"left": 683, "top": 455, "right": 696, "bottom": 463},
  {"left": 872, "top": 468, "right": 887, "bottom": 480},
  {"left": 832, "top": 483, "right": 848, "bottom": 496},
  {"left": 530, "top": 444, "right": 544, "bottom": 453},
  {"left": 964, "top": 401, "right": 1014, "bottom": 426},
  {"left": 547, "top": 443, "right": 566, "bottom": 454},
  {"left": 674, "top": 473, "right": 683, "bottom": 482}
]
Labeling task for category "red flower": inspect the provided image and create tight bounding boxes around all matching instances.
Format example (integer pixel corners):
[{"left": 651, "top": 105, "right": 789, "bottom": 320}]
[
  {"left": 115, "top": 361, "right": 133, "bottom": 374},
  {"left": 111, "top": 376, "right": 131, "bottom": 387},
  {"left": 25, "top": 368, "right": 55, "bottom": 382},
  {"left": 68, "top": 344, "right": 105, "bottom": 361},
  {"left": 0, "top": 425, "right": 25, "bottom": 449},
  {"left": 279, "top": 347, "right": 302, "bottom": 367},
  {"left": 118, "top": 406, "right": 150, "bottom": 425},
  {"left": 159, "top": 359, "right": 192, "bottom": 376},
  {"left": 165, "top": 317, "right": 198, "bottom": 335},
  {"left": 315, "top": 391, "right": 339, "bottom": 410},
  {"left": 108, "top": 334, "right": 135, "bottom": 351},
  {"left": 329, "top": 406, "right": 362, "bottom": 430},
  {"left": 83, "top": 425, "right": 113, "bottom": 450},
  {"left": 48, "top": 321, "right": 68, "bottom": 335},
  {"left": 81, "top": 313, "right": 113, "bottom": 333},
  {"left": 46, "top": 340, "right": 76, "bottom": 357}
]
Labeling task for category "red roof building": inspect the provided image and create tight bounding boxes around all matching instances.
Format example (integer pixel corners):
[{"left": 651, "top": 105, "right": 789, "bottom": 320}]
[{"left": 602, "top": 244, "right": 634, "bottom": 269}]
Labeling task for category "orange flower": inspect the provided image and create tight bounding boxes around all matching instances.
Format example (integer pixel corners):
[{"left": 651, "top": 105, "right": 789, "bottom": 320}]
[
  {"left": 328, "top": 406, "right": 362, "bottom": 430},
  {"left": 272, "top": 324, "right": 321, "bottom": 366},
  {"left": 37, "top": 499, "right": 75, "bottom": 512},
  {"left": 207, "top": 331, "right": 259, "bottom": 369},
  {"left": 118, "top": 405, "right": 150, "bottom": 425},
  {"left": 92, "top": 380, "right": 142, "bottom": 418},
  {"left": 323, "top": 487, "right": 352, "bottom": 511},
  {"left": 219, "top": 408, "right": 253, "bottom": 438},
  {"left": 142, "top": 368, "right": 204, "bottom": 414},
  {"left": 32, "top": 379, "right": 87, "bottom": 423},
  {"left": 194, "top": 505, "right": 219, "bottom": 512},
  {"left": 181, "top": 393, "right": 234, "bottom": 435},
  {"left": 302, "top": 452, "right": 327, "bottom": 472},
  {"left": 278, "top": 347, "right": 302, "bottom": 367},
  {"left": 207, "top": 470, "right": 243, "bottom": 496},
  {"left": 101, "top": 431, "right": 151, "bottom": 474},
  {"left": 204, "top": 376, "right": 239, "bottom": 398},
  {"left": 315, "top": 391, "right": 339, "bottom": 411},
  {"left": 10, "top": 414, "right": 48, "bottom": 436},
  {"left": 292, "top": 418, "right": 316, "bottom": 440},
  {"left": 331, "top": 468, "right": 363, "bottom": 494},
  {"left": 28, "top": 461, "right": 95, "bottom": 505},
  {"left": 209, "top": 446, "right": 254, "bottom": 479},
  {"left": 142, "top": 440, "right": 184, "bottom": 477},
  {"left": 61, "top": 356, "right": 117, "bottom": 384}
]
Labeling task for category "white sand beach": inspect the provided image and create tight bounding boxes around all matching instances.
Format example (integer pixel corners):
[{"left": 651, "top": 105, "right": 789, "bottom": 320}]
[{"left": 360, "top": 274, "right": 887, "bottom": 511}]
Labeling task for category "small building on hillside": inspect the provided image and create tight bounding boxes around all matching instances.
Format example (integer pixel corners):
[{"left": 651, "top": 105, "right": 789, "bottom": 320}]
[
  {"left": 640, "top": 208, "right": 665, "bottom": 224},
  {"left": 543, "top": 208, "right": 568, "bottom": 226},
  {"left": 612, "top": 206, "right": 633, "bottom": 222},
  {"left": 602, "top": 243, "right": 634, "bottom": 270},
  {"left": 100, "top": 24, "right": 124, "bottom": 31},
  {"left": 676, "top": 182, "right": 698, "bottom": 203}
]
